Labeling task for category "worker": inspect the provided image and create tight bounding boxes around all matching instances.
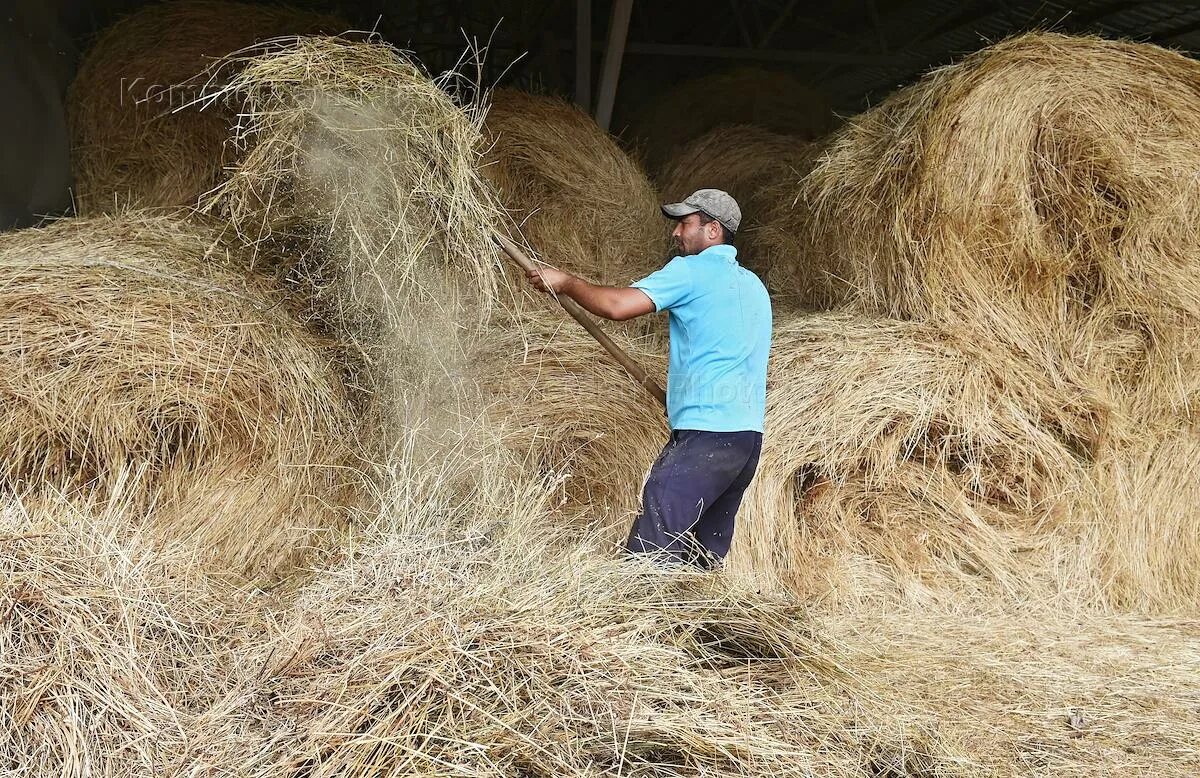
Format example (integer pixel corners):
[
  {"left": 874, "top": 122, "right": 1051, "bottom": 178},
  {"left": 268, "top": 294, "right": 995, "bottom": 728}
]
[{"left": 525, "top": 189, "right": 772, "bottom": 568}]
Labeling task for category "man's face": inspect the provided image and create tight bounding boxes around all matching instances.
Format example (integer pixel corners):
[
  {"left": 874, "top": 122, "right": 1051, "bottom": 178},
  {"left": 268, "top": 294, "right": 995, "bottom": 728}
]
[{"left": 671, "top": 213, "right": 719, "bottom": 256}]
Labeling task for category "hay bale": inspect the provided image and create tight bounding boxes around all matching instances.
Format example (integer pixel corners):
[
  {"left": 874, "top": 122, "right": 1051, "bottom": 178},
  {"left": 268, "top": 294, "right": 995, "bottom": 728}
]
[
  {"left": 484, "top": 88, "right": 667, "bottom": 288},
  {"left": 0, "top": 213, "right": 361, "bottom": 575},
  {"left": 624, "top": 67, "right": 833, "bottom": 175},
  {"left": 657, "top": 125, "right": 819, "bottom": 301},
  {"left": 68, "top": 0, "right": 345, "bottom": 215},
  {"left": 481, "top": 310, "right": 668, "bottom": 534},
  {"left": 0, "top": 492, "right": 256, "bottom": 774},
  {"left": 729, "top": 312, "right": 1107, "bottom": 600},
  {"left": 800, "top": 32, "right": 1200, "bottom": 421}
]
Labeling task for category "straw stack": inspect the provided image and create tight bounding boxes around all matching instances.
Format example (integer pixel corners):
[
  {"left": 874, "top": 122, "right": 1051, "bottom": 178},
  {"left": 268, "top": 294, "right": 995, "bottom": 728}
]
[
  {"left": 0, "top": 213, "right": 361, "bottom": 574},
  {"left": 484, "top": 88, "right": 668, "bottom": 292},
  {"left": 68, "top": 0, "right": 345, "bottom": 215}
]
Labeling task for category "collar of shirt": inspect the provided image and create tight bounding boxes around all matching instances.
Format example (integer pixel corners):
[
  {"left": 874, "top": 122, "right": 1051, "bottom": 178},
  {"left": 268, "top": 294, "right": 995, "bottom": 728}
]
[{"left": 691, "top": 244, "right": 738, "bottom": 264}]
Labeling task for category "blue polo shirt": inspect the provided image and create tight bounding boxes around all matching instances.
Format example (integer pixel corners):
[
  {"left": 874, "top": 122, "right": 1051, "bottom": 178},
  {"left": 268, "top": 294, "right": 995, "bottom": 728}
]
[{"left": 632, "top": 244, "right": 771, "bottom": 433}]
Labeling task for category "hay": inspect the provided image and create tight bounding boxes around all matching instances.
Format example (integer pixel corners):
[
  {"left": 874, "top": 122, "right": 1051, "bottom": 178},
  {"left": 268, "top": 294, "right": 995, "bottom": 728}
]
[
  {"left": 199, "top": 36, "right": 505, "bottom": 444},
  {"left": 1082, "top": 428, "right": 1200, "bottom": 611},
  {"left": 481, "top": 310, "right": 668, "bottom": 533},
  {"left": 483, "top": 88, "right": 668, "bottom": 289},
  {"left": 0, "top": 212, "right": 361, "bottom": 575},
  {"left": 68, "top": 0, "right": 345, "bottom": 215},
  {"left": 0, "top": 487, "right": 257, "bottom": 775},
  {"left": 818, "top": 600, "right": 1200, "bottom": 777},
  {"left": 728, "top": 312, "right": 1108, "bottom": 602},
  {"left": 5, "top": 368, "right": 1199, "bottom": 776},
  {"left": 479, "top": 309, "right": 1170, "bottom": 605},
  {"left": 800, "top": 32, "right": 1200, "bottom": 424},
  {"left": 188, "top": 426, "right": 970, "bottom": 778},
  {"left": 657, "top": 125, "right": 818, "bottom": 301},
  {"left": 624, "top": 67, "right": 833, "bottom": 176},
  {"left": 182, "top": 428, "right": 1200, "bottom": 777},
  {"left": 203, "top": 35, "right": 500, "bottom": 294}
]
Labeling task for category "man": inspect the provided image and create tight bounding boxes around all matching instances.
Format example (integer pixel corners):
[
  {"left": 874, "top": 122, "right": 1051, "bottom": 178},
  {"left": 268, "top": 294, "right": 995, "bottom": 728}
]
[{"left": 526, "top": 188, "right": 772, "bottom": 568}]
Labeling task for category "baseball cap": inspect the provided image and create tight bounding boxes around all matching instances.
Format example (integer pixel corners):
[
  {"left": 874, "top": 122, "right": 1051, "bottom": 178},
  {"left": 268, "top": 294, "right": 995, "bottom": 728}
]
[{"left": 661, "top": 188, "right": 741, "bottom": 233}]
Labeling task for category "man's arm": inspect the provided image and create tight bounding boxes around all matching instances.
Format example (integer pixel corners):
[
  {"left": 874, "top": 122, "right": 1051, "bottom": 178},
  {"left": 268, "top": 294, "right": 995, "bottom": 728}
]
[{"left": 526, "top": 265, "right": 656, "bottom": 321}]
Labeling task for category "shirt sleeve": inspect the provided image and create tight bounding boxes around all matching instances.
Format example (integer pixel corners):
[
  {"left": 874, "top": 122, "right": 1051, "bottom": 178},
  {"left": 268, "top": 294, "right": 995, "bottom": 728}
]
[{"left": 631, "top": 257, "right": 692, "bottom": 312}]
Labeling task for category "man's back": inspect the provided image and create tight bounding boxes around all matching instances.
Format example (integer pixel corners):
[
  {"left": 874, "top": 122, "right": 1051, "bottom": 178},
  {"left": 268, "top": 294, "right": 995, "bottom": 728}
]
[{"left": 633, "top": 243, "right": 772, "bottom": 433}]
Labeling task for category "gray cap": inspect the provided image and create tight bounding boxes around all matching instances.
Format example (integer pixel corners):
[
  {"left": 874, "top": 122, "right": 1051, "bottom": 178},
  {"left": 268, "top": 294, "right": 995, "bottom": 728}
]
[{"left": 661, "top": 188, "right": 742, "bottom": 234}]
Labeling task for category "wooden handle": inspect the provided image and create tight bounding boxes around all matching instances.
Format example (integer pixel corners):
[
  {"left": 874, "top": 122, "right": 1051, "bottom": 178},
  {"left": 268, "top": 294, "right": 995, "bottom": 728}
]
[{"left": 494, "top": 232, "right": 668, "bottom": 409}]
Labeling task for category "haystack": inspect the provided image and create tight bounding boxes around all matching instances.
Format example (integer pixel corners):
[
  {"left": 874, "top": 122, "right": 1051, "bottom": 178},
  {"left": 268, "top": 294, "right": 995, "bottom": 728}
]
[
  {"left": 194, "top": 435, "right": 968, "bottom": 778},
  {"left": 0, "top": 491, "right": 256, "bottom": 775},
  {"left": 186, "top": 431, "right": 1200, "bottom": 777},
  {"left": 68, "top": 0, "right": 345, "bottom": 215},
  {"left": 483, "top": 88, "right": 668, "bottom": 290},
  {"left": 726, "top": 312, "right": 1110, "bottom": 602},
  {"left": 800, "top": 32, "right": 1200, "bottom": 423},
  {"left": 624, "top": 67, "right": 833, "bottom": 175},
  {"left": 657, "top": 125, "right": 819, "bottom": 301},
  {"left": 0, "top": 213, "right": 361, "bottom": 575},
  {"left": 481, "top": 310, "right": 668, "bottom": 533}
]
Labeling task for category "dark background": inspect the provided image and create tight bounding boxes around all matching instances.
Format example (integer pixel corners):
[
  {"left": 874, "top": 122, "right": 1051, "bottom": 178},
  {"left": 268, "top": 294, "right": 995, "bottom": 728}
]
[{"left": 52, "top": 0, "right": 1200, "bottom": 120}]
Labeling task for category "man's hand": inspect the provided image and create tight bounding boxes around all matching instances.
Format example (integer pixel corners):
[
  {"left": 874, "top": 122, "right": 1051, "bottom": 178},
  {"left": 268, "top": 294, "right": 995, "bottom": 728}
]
[
  {"left": 523, "top": 264, "right": 656, "bottom": 321},
  {"left": 526, "top": 264, "right": 574, "bottom": 294}
]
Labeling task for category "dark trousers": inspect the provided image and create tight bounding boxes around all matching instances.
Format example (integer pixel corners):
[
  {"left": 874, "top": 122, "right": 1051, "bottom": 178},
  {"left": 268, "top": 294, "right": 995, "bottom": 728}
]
[{"left": 625, "top": 429, "right": 763, "bottom": 568}]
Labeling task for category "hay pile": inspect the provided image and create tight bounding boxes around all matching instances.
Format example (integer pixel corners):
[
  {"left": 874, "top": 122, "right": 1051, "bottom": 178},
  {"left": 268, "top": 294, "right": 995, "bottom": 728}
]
[
  {"left": 6, "top": 423, "right": 1200, "bottom": 777},
  {"left": 186, "top": 428, "right": 969, "bottom": 778},
  {"left": 0, "top": 490, "right": 256, "bottom": 775},
  {"left": 729, "top": 313, "right": 1106, "bottom": 602},
  {"left": 657, "top": 125, "right": 819, "bottom": 300},
  {"left": 483, "top": 88, "right": 667, "bottom": 290},
  {"left": 11, "top": 27, "right": 1200, "bottom": 777},
  {"left": 482, "top": 311, "right": 668, "bottom": 532},
  {"left": 801, "top": 33, "right": 1200, "bottom": 423},
  {"left": 0, "top": 213, "right": 360, "bottom": 574},
  {"left": 624, "top": 67, "right": 833, "bottom": 176},
  {"left": 68, "top": 0, "right": 345, "bottom": 215}
]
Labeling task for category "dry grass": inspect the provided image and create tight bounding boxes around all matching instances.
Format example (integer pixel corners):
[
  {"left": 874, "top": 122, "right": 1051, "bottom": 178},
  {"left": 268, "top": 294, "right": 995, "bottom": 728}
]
[
  {"left": 199, "top": 35, "right": 508, "bottom": 450},
  {"left": 657, "top": 125, "right": 818, "bottom": 300},
  {"left": 623, "top": 67, "right": 833, "bottom": 175},
  {"left": 484, "top": 88, "right": 668, "bottom": 290},
  {"left": 68, "top": 0, "right": 345, "bottom": 215},
  {"left": 800, "top": 32, "right": 1200, "bottom": 426},
  {"left": 0, "top": 485, "right": 260, "bottom": 775},
  {"left": 481, "top": 309, "right": 668, "bottom": 534},
  {"left": 10, "top": 28, "right": 1200, "bottom": 778},
  {"left": 182, "top": 424, "right": 964, "bottom": 778},
  {"left": 0, "top": 212, "right": 361, "bottom": 575},
  {"left": 7, "top": 475, "right": 1197, "bottom": 777},
  {"left": 818, "top": 600, "right": 1200, "bottom": 777},
  {"left": 730, "top": 312, "right": 1106, "bottom": 603}
]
